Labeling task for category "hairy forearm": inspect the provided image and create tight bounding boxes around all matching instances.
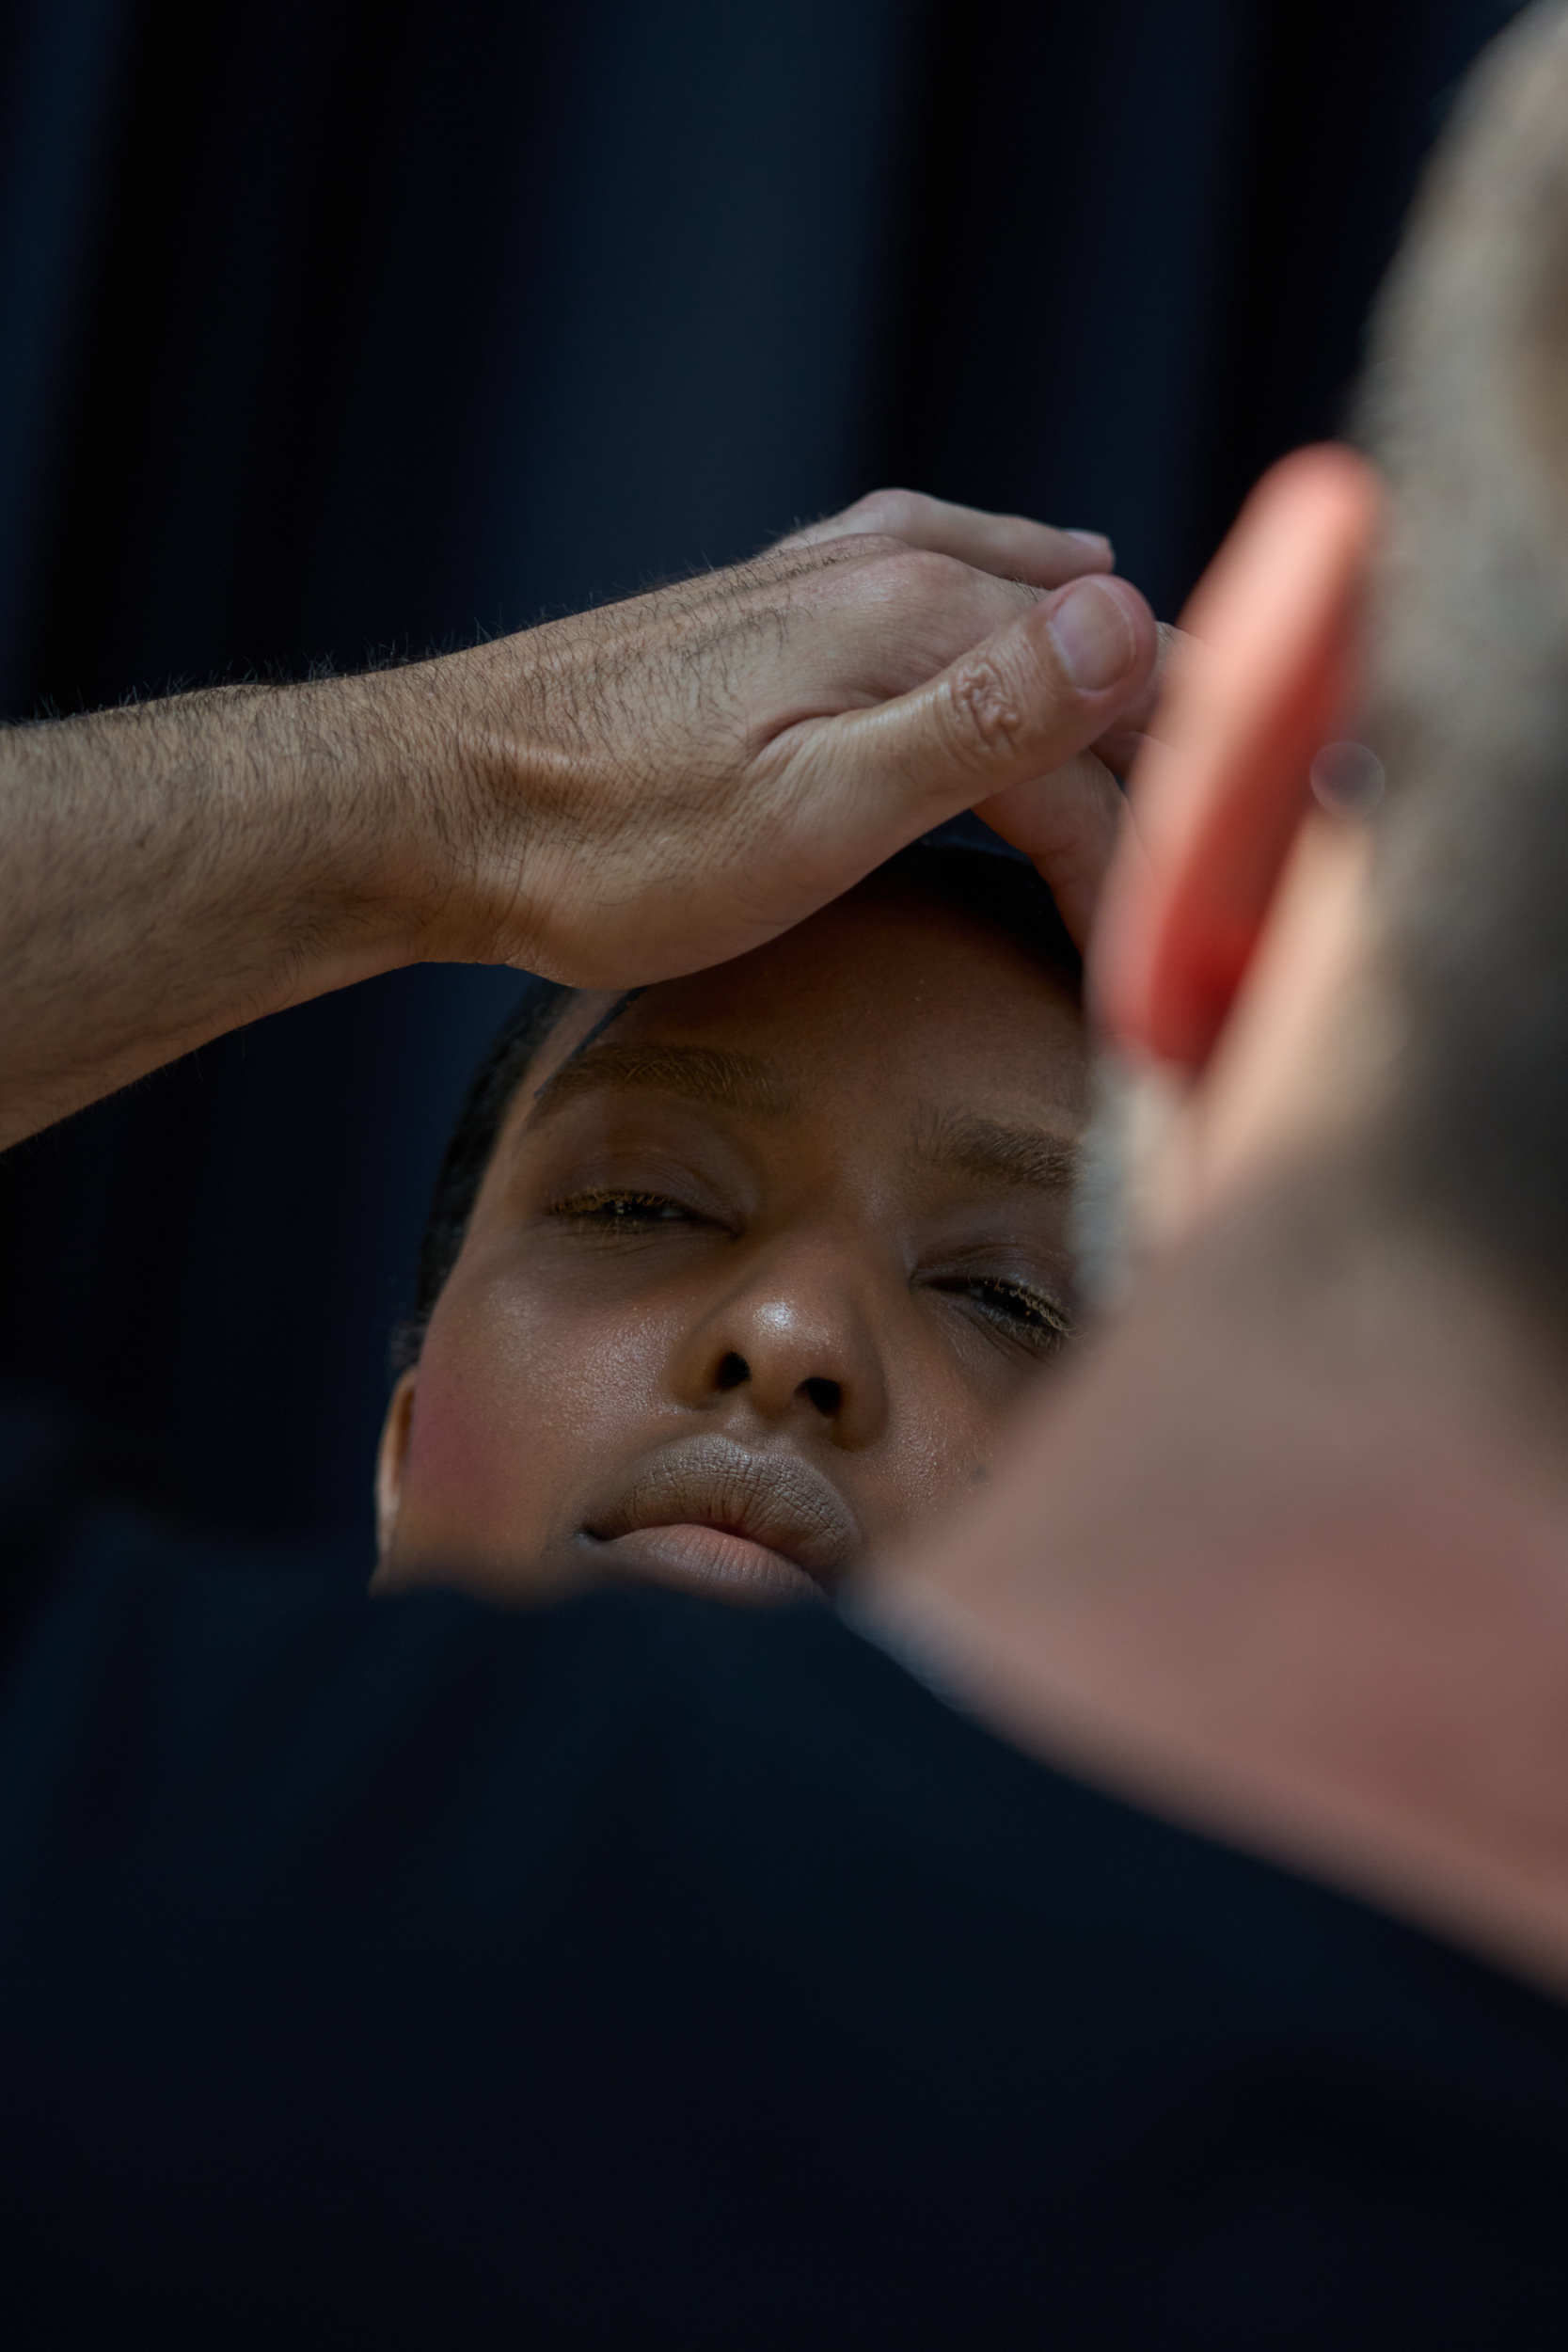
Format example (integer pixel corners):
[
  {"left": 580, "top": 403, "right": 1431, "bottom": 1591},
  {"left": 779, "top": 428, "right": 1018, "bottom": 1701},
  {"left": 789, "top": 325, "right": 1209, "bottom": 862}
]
[
  {"left": 0, "top": 500, "right": 1157, "bottom": 1153},
  {"left": 0, "top": 675, "right": 429, "bottom": 1148}
]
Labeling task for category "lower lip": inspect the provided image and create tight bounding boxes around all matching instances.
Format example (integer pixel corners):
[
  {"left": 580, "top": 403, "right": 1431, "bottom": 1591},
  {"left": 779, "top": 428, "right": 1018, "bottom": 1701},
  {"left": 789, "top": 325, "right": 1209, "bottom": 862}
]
[{"left": 589, "top": 1523, "right": 823, "bottom": 1605}]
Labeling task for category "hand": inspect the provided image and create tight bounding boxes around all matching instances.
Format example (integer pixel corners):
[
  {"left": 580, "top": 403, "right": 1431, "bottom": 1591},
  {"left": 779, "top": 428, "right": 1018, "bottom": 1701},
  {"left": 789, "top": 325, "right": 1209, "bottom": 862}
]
[
  {"left": 972, "top": 623, "right": 1188, "bottom": 947},
  {"left": 388, "top": 487, "right": 1158, "bottom": 981},
  {"left": 0, "top": 488, "right": 1157, "bottom": 1145}
]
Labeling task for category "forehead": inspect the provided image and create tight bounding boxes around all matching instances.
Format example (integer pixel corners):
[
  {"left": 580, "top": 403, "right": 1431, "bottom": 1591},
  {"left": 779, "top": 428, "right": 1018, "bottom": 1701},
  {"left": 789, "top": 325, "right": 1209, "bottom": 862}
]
[{"left": 524, "top": 880, "right": 1085, "bottom": 1137}]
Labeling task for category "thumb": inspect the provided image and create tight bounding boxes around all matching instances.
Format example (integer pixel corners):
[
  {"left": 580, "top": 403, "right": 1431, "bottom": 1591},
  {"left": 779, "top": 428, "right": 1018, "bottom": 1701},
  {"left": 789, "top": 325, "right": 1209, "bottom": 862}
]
[
  {"left": 819, "top": 573, "right": 1156, "bottom": 842},
  {"left": 973, "top": 752, "right": 1126, "bottom": 953}
]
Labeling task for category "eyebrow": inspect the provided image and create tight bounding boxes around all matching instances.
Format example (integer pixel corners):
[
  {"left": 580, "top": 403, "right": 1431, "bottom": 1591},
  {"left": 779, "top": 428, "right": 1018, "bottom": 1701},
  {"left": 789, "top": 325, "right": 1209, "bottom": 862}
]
[
  {"left": 525, "top": 1041, "right": 800, "bottom": 1128},
  {"left": 914, "top": 1108, "right": 1079, "bottom": 1195}
]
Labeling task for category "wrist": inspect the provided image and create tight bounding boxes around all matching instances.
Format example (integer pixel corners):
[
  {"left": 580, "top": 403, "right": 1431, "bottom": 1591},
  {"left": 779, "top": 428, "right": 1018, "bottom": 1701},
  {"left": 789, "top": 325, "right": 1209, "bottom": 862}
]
[
  {"left": 187, "top": 660, "right": 532, "bottom": 993},
  {"left": 168, "top": 675, "right": 422, "bottom": 1001},
  {"left": 351, "top": 632, "right": 565, "bottom": 974}
]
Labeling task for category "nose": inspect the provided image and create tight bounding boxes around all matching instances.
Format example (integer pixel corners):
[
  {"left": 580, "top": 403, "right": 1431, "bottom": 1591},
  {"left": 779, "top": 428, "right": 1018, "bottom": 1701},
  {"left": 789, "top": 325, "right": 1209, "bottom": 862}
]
[{"left": 670, "top": 1240, "right": 890, "bottom": 1449}]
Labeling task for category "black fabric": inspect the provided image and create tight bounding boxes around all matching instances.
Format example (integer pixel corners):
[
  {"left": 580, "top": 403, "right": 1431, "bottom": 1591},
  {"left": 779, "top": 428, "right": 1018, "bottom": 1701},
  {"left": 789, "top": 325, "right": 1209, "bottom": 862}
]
[
  {"left": 4, "top": 1434, "right": 1568, "bottom": 2345},
  {"left": 0, "top": 0, "right": 1527, "bottom": 1556}
]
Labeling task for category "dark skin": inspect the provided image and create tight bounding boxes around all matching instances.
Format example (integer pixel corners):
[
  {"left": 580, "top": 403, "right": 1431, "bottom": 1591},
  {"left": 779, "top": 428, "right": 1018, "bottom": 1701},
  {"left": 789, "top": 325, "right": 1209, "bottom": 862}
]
[{"left": 375, "top": 872, "right": 1086, "bottom": 1604}]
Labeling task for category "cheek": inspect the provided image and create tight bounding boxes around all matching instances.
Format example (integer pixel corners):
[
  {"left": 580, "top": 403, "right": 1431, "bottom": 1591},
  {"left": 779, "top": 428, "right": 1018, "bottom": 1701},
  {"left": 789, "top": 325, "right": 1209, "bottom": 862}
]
[
  {"left": 398, "top": 1267, "right": 676, "bottom": 1555},
  {"left": 874, "top": 1343, "right": 1052, "bottom": 1540}
]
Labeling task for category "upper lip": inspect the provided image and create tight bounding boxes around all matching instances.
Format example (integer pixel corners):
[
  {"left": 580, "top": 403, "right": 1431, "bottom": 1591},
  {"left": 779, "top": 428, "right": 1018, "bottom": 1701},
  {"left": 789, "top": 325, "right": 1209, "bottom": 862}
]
[{"left": 583, "top": 1434, "right": 863, "bottom": 1588}]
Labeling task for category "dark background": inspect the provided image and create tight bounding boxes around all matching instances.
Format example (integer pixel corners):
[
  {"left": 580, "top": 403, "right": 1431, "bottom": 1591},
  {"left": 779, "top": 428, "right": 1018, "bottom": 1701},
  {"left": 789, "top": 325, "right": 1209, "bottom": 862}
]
[{"left": 0, "top": 0, "right": 1524, "bottom": 1566}]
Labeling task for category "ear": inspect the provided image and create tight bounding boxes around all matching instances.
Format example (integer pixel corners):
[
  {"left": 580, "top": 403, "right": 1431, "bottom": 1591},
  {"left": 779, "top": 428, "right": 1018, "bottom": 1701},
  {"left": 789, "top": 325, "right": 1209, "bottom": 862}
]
[
  {"left": 1092, "top": 445, "right": 1382, "bottom": 1068},
  {"left": 375, "top": 1368, "right": 419, "bottom": 1563}
]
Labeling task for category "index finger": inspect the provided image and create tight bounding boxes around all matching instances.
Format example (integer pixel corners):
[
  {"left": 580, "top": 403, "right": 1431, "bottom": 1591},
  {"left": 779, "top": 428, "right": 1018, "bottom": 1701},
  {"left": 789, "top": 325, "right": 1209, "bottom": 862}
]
[
  {"left": 1091, "top": 622, "right": 1191, "bottom": 774},
  {"left": 774, "top": 487, "right": 1116, "bottom": 591}
]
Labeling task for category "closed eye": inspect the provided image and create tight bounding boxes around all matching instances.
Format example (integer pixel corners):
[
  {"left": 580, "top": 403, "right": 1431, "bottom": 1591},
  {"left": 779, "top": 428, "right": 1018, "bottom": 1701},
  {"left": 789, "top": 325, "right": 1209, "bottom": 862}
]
[
  {"left": 546, "top": 1186, "right": 712, "bottom": 1233},
  {"left": 935, "top": 1274, "right": 1074, "bottom": 1353}
]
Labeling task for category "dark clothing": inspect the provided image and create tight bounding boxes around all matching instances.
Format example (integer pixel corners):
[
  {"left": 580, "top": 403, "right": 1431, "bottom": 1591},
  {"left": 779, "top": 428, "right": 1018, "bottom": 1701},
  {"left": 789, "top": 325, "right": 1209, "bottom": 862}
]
[{"left": 3, "top": 1412, "right": 1568, "bottom": 2347}]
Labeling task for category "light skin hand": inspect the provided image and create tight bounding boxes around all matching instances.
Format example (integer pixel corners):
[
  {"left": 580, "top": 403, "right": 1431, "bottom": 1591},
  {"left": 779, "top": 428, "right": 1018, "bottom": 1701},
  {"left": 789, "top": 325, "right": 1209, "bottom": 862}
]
[
  {"left": 971, "top": 623, "right": 1188, "bottom": 946},
  {"left": 0, "top": 489, "right": 1156, "bottom": 1150},
  {"left": 776, "top": 485, "right": 1117, "bottom": 586},
  {"left": 781, "top": 494, "right": 1185, "bottom": 949}
]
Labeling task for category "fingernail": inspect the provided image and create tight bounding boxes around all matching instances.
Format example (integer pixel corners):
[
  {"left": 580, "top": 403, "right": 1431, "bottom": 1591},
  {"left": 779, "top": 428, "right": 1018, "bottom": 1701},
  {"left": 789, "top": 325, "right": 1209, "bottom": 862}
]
[
  {"left": 1065, "top": 529, "right": 1113, "bottom": 557},
  {"left": 1048, "top": 579, "right": 1136, "bottom": 691}
]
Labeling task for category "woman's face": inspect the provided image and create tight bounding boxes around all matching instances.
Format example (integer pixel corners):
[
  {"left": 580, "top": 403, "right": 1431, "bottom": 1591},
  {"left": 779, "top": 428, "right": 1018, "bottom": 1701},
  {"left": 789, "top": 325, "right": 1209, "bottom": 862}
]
[{"left": 377, "top": 877, "right": 1087, "bottom": 1604}]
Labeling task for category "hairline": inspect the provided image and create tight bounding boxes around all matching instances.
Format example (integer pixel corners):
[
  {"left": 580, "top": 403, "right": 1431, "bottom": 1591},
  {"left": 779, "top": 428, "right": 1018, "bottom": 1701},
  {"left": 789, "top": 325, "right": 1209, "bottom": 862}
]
[{"left": 396, "top": 847, "right": 1084, "bottom": 1369}]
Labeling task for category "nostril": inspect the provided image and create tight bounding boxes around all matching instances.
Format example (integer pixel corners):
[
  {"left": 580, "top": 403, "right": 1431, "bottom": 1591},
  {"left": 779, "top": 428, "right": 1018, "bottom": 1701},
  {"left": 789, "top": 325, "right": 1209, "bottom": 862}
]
[
  {"left": 715, "top": 1351, "right": 750, "bottom": 1392},
  {"left": 801, "top": 1376, "right": 841, "bottom": 1419}
]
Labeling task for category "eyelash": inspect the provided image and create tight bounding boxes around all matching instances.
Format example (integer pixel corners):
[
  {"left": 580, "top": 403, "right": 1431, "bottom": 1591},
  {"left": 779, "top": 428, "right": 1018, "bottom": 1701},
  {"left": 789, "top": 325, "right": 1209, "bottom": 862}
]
[
  {"left": 547, "top": 1187, "right": 704, "bottom": 1232},
  {"left": 943, "top": 1275, "right": 1074, "bottom": 1350},
  {"left": 549, "top": 1192, "right": 1072, "bottom": 1346}
]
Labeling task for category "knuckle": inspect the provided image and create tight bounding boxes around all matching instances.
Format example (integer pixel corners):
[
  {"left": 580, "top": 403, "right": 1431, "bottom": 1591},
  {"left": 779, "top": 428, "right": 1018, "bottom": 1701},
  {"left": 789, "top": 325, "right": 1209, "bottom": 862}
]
[
  {"left": 942, "top": 650, "right": 1027, "bottom": 766},
  {"left": 888, "top": 546, "right": 1037, "bottom": 622},
  {"left": 781, "top": 532, "right": 927, "bottom": 595},
  {"left": 795, "top": 541, "right": 965, "bottom": 622},
  {"left": 874, "top": 545, "right": 974, "bottom": 608},
  {"left": 847, "top": 485, "right": 927, "bottom": 536},
  {"left": 893, "top": 542, "right": 961, "bottom": 588}
]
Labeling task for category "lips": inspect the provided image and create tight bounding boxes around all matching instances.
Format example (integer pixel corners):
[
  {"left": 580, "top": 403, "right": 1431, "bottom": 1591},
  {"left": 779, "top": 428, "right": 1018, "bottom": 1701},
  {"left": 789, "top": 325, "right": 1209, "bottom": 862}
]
[{"left": 581, "top": 1434, "right": 862, "bottom": 1604}]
